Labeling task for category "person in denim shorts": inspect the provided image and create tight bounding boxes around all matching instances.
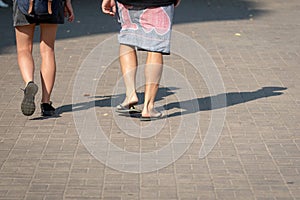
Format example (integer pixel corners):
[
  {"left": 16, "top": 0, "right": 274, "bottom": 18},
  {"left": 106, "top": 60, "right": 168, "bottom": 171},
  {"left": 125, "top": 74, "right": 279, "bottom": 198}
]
[{"left": 13, "top": 0, "right": 74, "bottom": 116}]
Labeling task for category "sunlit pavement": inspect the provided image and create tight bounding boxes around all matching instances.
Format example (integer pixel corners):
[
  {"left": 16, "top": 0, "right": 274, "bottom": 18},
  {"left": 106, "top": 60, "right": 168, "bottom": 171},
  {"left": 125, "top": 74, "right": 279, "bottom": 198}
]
[{"left": 0, "top": 0, "right": 299, "bottom": 199}]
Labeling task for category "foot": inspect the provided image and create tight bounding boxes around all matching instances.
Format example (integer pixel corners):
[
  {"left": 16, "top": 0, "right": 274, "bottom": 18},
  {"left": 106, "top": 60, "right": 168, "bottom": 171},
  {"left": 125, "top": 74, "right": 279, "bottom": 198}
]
[
  {"left": 140, "top": 111, "right": 163, "bottom": 121},
  {"left": 141, "top": 109, "right": 163, "bottom": 121},
  {"left": 21, "top": 81, "right": 38, "bottom": 116},
  {"left": 116, "top": 95, "right": 139, "bottom": 113},
  {"left": 41, "top": 101, "right": 56, "bottom": 116},
  {"left": 120, "top": 94, "right": 139, "bottom": 107},
  {"left": 116, "top": 101, "right": 141, "bottom": 113}
]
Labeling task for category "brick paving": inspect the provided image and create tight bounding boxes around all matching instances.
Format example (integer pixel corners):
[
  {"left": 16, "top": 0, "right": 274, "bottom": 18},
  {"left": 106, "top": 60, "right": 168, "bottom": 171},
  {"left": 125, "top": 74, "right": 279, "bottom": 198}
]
[{"left": 0, "top": 0, "right": 300, "bottom": 199}]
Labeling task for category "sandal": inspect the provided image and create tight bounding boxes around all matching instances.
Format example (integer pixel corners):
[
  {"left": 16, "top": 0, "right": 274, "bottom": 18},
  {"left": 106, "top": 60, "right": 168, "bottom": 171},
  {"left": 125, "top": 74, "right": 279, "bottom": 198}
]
[
  {"left": 116, "top": 102, "right": 141, "bottom": 113},
  {"left": 140, "top": 112, "right": 163, "bottom": 121}
]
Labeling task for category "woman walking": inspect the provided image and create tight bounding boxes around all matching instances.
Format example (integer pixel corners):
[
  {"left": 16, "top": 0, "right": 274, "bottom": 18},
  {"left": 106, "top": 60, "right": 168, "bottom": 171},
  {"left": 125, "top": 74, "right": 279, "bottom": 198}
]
[
  {"left": 102, "top": 0, "right": 180, "bottom": 120},
  {"left": 13, "top": 0, "right": 74, "bottom": 116}
]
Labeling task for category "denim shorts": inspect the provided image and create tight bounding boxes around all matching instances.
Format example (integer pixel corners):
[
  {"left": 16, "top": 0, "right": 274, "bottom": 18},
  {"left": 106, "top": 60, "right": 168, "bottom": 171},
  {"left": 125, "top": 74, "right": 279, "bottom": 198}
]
[
  {"left": 13, "top": 0, "right": 65, "bottom": 27},
  {"left": 117, "top": 2, "right": 174, "bottom": 55}
]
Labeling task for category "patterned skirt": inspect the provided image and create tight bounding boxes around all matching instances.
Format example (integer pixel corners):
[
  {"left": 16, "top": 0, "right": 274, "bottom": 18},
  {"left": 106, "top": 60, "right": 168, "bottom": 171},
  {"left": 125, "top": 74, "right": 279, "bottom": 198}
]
[{"left": 117, "top": 2, "right": 174, "bottom": 55}]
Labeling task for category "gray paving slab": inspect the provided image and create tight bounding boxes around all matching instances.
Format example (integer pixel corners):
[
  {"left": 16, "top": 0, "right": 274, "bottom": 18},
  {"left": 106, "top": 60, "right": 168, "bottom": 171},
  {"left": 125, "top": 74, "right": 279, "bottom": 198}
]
[{"left": 0, "top": 0, "right": 300, "bottom": 199}]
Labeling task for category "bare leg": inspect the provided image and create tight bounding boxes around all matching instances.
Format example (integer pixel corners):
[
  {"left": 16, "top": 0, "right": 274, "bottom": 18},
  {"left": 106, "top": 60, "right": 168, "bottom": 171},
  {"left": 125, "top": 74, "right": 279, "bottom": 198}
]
[
  {"left": 142, "top": 52, "right": 163, "bottom": 117},
  {"left": 119, "top": 44, "right": 138, "bottom": 106},
  {"left": 15, "top": 24, "right": 35, "bottom": 85},
  {"left": 39, "top": 24, "right": 58, "bottom": 103}
]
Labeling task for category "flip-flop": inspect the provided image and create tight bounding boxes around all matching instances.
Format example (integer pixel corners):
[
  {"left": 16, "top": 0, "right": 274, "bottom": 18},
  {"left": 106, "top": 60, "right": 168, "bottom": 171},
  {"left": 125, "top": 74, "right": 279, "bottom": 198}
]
[
  {"left": 140, "top": 112, "right": 163, "bottom": 121},
  {"left": 115, "top": 103, "right": 141, "bottom": 113}
]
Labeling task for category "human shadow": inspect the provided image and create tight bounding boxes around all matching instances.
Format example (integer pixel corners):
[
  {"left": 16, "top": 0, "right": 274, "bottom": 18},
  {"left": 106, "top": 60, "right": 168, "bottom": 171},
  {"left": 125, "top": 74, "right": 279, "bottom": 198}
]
[
  {"left": 55, "top": 87, "right": 177, "bottom": 114},
  {"left": 0, "top": 0, "right": 268, "bottom": 53},
  {"left": 163, "top": 86, "right": 287, "bottom": 118},
  {"left": 30, "top": 114, "right": 62, "bottom": 120},
  {"left": 55, "top": 86, "right": 286, "bottom": 118}
]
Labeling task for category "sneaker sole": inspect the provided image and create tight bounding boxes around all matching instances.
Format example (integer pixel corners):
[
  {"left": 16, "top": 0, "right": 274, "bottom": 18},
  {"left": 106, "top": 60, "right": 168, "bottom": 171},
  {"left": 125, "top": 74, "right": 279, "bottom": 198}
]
[{"left": 21, "top": 83, "right": 38, "bottom": 116}]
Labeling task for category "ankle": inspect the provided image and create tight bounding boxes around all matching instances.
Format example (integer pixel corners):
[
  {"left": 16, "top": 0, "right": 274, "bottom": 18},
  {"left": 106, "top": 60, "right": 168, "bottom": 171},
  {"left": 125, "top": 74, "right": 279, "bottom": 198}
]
[
  {"left": 25, "top": 81, "right": 34, "bottom": 87},
  {"left": 41, "top": 99, "right": 51, "bottom": 104},
  {"left": 123, "top": 94, "right": 138, "bottom": 104},
  {"left": 142, "top": 103, "right": 154, "bottom": 114}
]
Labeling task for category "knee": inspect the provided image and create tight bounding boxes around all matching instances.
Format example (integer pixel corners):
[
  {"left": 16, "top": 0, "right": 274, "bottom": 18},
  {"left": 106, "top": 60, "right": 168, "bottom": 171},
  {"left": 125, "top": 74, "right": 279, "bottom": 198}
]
[{"left": 39, "top": 45, "right": 55, "bottom": 58}]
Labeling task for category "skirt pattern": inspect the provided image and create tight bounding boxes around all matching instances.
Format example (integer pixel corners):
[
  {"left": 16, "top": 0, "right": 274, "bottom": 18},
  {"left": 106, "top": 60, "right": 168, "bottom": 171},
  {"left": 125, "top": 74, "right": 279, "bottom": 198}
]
[{"left": 117, "top": 2, "right": 174, "bottom": 54}]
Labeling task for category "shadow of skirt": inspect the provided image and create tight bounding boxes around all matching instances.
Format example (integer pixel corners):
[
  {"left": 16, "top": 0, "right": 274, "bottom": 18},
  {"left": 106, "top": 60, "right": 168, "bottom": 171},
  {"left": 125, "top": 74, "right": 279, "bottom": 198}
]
[{"left": 117, "top": 2, "right": 174, "bottom": 55}]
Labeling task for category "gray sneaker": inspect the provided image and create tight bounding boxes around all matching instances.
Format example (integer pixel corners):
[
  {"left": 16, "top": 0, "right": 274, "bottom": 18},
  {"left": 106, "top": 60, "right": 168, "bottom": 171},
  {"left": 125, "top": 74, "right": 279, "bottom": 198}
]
[{"left": 21, "top": 81, "right": 38, "bottom": 116}]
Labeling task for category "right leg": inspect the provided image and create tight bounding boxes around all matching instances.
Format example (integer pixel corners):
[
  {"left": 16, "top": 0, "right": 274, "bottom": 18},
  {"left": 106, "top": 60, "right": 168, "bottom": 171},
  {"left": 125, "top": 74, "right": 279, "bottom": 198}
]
[
  {"left": 39, "top": 24, "right": 58, "bottom": 104},
  {"left": 119, "top": 44, "right": 139, "bottom": 107},
  {"left": 38, "top": 24, "right": 58, "bottom": 116}
]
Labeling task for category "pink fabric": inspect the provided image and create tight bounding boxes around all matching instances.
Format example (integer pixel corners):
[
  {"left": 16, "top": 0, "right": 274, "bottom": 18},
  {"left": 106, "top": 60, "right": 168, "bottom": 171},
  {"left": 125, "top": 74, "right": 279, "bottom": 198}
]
[
  {"left": 118, "top": 3, "right": 138, "bottom": 30},
  {"left": 140, "top": 7, "right": 171, "bottom": 35},
  {"left": 117, "top": 2, "right": 174, "bottom": 54}
]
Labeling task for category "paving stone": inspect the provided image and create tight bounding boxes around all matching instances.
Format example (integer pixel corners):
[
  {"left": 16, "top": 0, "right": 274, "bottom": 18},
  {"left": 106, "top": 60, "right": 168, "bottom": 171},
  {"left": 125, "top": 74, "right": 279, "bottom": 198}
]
[{"left": 0, "top": 0, "right": 299, "bottom": 199}]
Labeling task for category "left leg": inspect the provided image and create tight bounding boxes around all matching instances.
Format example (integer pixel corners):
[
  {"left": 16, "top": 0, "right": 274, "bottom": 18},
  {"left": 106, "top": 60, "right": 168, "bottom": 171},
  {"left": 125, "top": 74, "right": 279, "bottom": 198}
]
[
  {"left": 15, "top": 24, "right": 39, "bottom": 116},
  {"left": 142, "top": 52, "right": 163, "bottom": 118},
  {"left": 15, "top": 24, "right": 36, "bottom": 85},
  {"left": 119, "top": 44, "right": 139, "bottom": 106}
]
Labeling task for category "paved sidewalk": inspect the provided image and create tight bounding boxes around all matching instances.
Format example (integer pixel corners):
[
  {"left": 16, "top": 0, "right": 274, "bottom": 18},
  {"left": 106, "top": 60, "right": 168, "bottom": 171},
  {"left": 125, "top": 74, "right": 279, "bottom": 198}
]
[{"left": 0, "top": 0, "right": 299, "bottom": 199}]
